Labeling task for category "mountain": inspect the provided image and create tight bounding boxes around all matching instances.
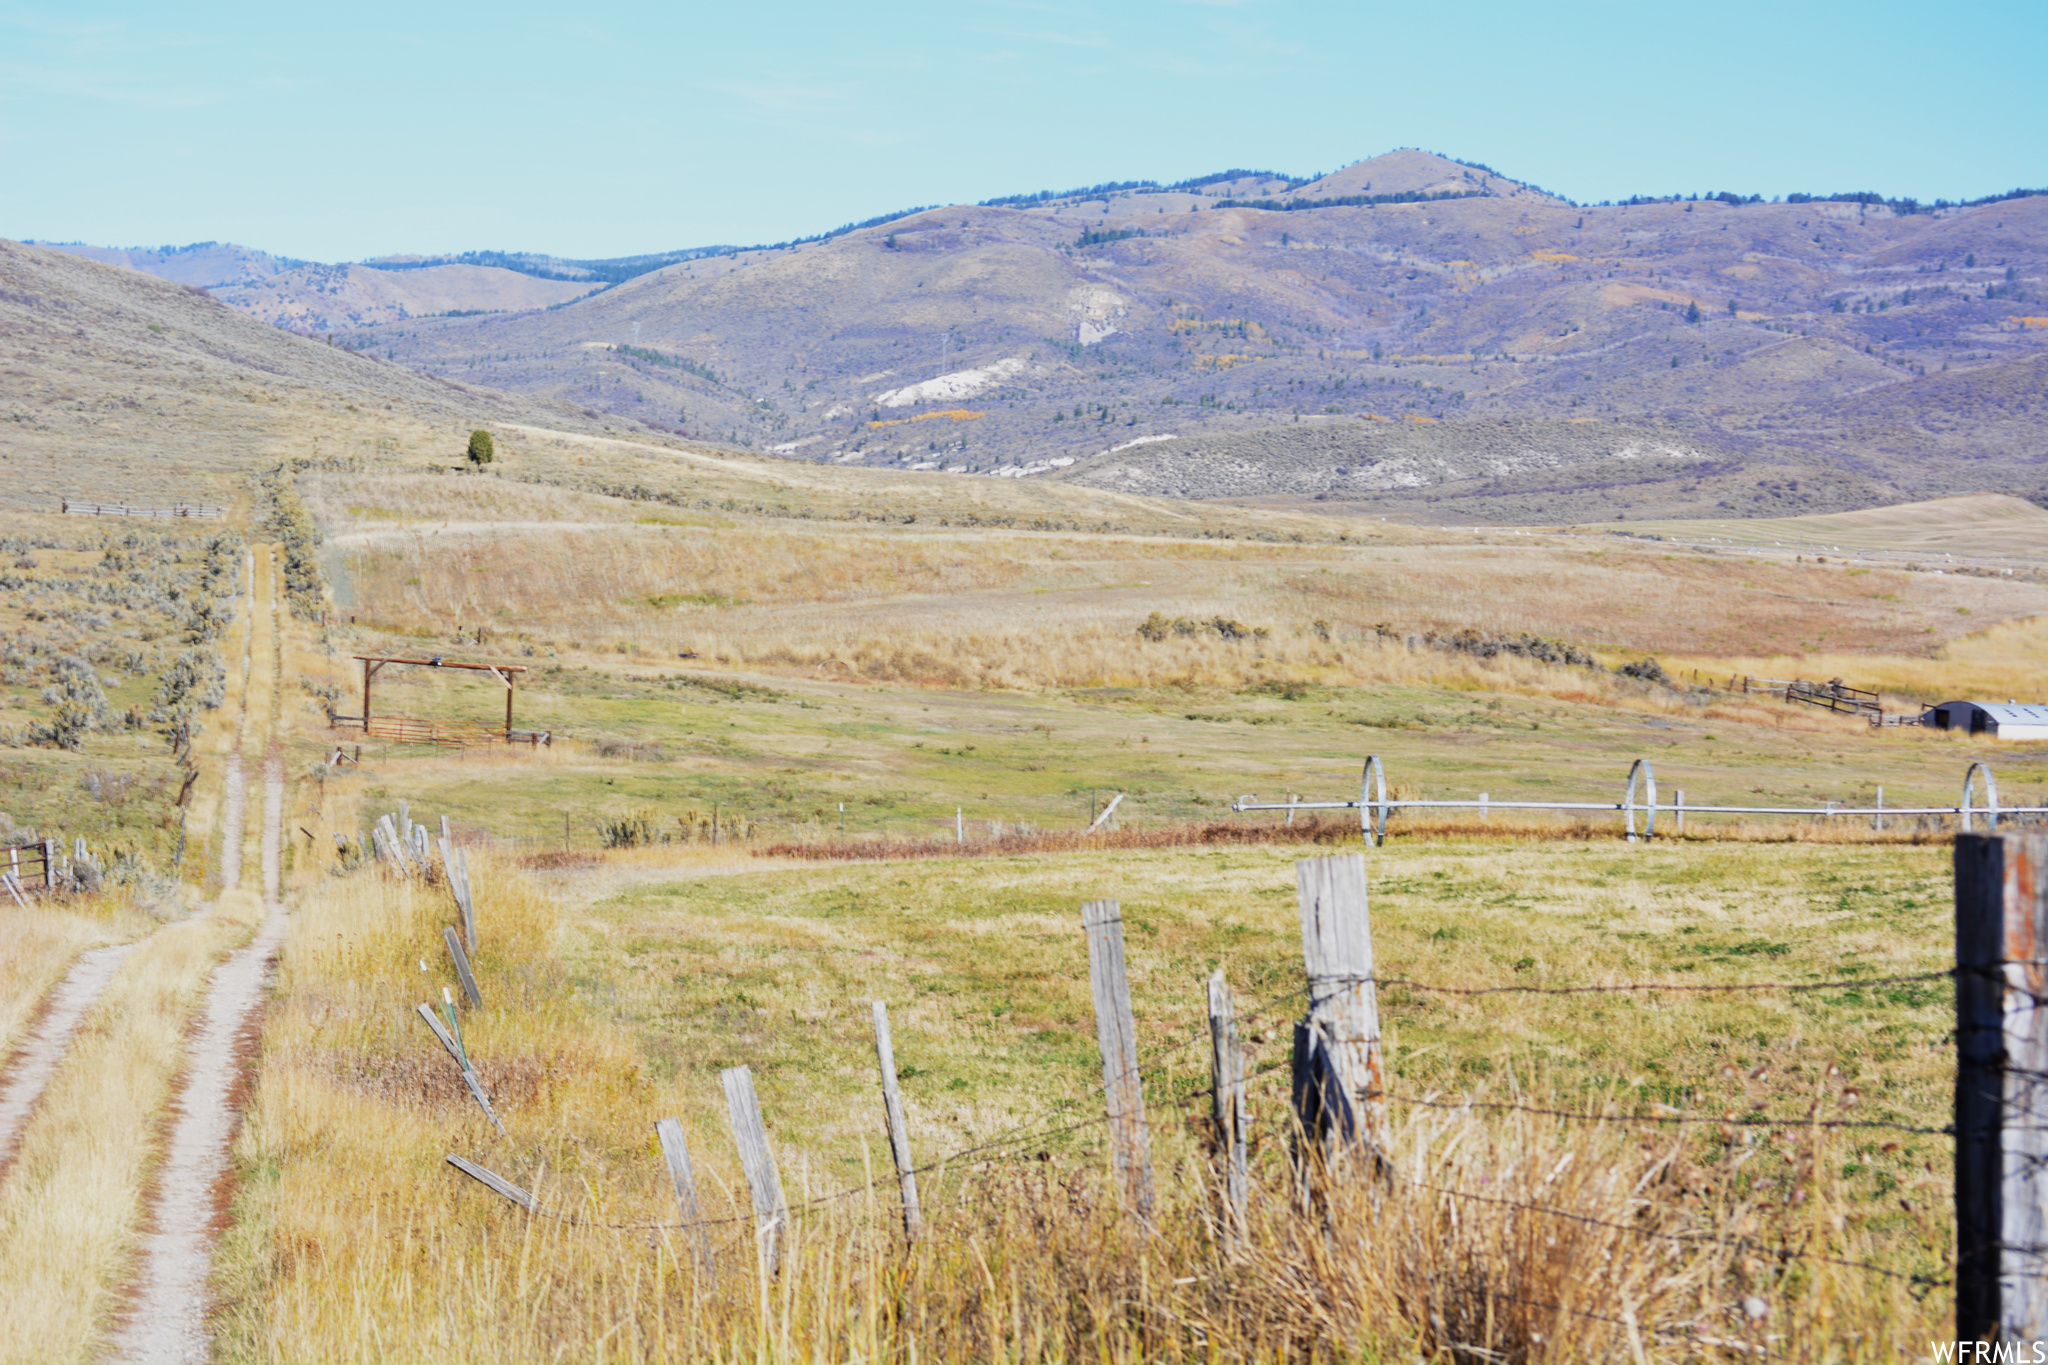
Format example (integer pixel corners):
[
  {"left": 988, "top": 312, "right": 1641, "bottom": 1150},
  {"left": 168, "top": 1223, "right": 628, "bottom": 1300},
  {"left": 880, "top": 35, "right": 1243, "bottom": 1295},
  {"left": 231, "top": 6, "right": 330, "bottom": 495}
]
[
  {"left": 34, "top": 150, "right": 2048, "bottom": 521},
  {"left": 28, "top": 239, "right": 306, "bottom": 289},
  {"left": 0, "top": 239, "right": 613, "bottom": 509},
  {"left": 203, "top": 261, "right": 597, "bottom": 329},
  {"left": 31, "top": 240, "right": 600, "bottom": 330}
]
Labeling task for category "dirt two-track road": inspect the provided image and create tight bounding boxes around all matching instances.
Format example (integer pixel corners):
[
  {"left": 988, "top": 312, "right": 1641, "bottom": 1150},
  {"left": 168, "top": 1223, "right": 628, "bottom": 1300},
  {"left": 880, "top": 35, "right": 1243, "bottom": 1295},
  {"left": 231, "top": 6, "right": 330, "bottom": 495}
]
[{"left": 0, "top": 544, "right": 291, "bottom": 1364}]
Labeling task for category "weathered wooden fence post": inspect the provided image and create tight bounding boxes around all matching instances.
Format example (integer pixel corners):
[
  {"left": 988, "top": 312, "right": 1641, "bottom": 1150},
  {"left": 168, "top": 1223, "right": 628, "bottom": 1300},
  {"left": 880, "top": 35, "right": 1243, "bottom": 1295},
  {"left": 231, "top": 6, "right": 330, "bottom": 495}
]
[
  {"left": 721, "top": 1066, "right": 790, "bottom": 1277},
  {"left": 870, "top": 1000, "right": 923, "bottom": 1241},
  {"left": 1292, "top": 854, "right": 1390, "bottom": 1180},
  {"left": 1082, "top": 899, "right": 1155, "bottom": 1218},
  {"left": 444, "top": 927, "right": 482, "bottom": 1009},
  {"left": 1208, "top": 969, "right": 1248, "bottom": 1247},
  {"left": 446, "top": 1154, "right": 534, "bottom": 1210},
  {"left": 655, "top": 1117, "right": 716, "bottom": 1281},
  {"left": 415, "top": 1001, "right": 503, "bottom": 1133},
  {"left": 1955, "top": 833, "right": 2048, "bottom": 1344}
]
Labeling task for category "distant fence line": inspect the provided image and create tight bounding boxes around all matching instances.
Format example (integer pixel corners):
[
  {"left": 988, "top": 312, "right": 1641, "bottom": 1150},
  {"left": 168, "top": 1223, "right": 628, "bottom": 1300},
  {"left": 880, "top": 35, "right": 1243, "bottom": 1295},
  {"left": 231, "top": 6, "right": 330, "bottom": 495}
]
[
  {"left": 1235, "top": 757, "right": 2039, "bottom": 845},
  {"left": 1714, "top": 673, "right": 1930, "bottom": 726},
  {"left": 60, "top": 500, "right": 223, "bottom": 520}
]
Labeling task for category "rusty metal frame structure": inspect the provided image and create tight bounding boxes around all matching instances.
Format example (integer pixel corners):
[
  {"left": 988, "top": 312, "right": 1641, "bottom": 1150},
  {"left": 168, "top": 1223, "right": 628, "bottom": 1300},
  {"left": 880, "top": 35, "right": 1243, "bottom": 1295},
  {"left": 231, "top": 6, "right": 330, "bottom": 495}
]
[{"left": 353, "top": 655, "right": 529, "bottom": 741}]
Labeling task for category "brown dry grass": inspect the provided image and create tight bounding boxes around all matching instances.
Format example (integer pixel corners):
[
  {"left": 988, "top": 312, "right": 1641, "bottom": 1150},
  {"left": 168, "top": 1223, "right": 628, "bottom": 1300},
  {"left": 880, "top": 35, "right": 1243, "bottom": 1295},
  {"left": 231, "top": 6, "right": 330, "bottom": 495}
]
[
  {"left": 311, "top": 473, "right": 2046, "bottom": 702},
  {"left": 1620, "top": 492, "right": 2048, "bottom": 563},
  {"left": 1673, "top": 612, "right": 2048, "bottom": 710},
  {"left": 216, "top": 843, "right": 1947, "bottom": 1363},
  {"left": 0, "top": 897, "right": 159, "bottom": 1072},
  {"left": 0, "top": 886, "right": 267, "bottom": 1365}
]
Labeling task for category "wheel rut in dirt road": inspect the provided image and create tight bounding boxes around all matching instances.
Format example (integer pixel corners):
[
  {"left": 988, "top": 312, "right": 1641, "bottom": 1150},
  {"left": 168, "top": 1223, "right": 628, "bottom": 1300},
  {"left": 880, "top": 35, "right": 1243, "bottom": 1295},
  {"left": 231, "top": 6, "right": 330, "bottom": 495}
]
[
  {"left": 0, "top": 943, "right": 138, "bottom": 1180},
  {"left": 112, "top": 546, "right": 290, "bottom": 1365}
]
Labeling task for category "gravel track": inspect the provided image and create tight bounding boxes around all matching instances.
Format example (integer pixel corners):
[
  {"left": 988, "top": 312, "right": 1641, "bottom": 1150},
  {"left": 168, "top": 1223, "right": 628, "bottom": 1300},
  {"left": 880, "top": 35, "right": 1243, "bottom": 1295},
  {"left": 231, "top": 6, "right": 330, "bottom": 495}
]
[
  {"left": 0, "top": 943, "right": 137, "bottom": 1180},
  {"left": 112, "top": 550, "right": 288, "bottom": 1364}
]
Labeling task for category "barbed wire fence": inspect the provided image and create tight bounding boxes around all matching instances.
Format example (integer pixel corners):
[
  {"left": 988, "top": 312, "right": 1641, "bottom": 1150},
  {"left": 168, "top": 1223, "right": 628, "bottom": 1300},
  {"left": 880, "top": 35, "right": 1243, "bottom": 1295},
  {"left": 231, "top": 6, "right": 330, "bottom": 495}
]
[{"left": 381, "top": 803, "right": 2046, "bottom": 1347}]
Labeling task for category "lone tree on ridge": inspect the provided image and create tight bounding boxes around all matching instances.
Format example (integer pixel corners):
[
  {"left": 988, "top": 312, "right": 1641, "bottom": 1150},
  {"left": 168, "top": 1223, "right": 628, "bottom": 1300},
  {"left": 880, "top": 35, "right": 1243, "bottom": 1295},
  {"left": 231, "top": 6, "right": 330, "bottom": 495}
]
[{"left": 466, "top": 429, "right": 495, "bottom": 467}]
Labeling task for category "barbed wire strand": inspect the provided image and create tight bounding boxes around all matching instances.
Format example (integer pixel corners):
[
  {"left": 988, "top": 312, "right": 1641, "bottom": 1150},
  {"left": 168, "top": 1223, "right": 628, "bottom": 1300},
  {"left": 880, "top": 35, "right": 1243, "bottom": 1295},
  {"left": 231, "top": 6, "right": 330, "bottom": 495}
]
[
  {"left": 1397, "top": 1094, "right": 1949, "bottom": 1136},
  {"left": 1375, "top": 970, "right": 1952, "bottom": 998},
  {"left": 443, "top": 966, "right": 1971, "bottom": 1267},
  {"left": 1392, "top": 1170, "right": 1949, "bottom": 1287},
  {"left": 458, "top": 978, "right": 1323, "bottom": 1235}
]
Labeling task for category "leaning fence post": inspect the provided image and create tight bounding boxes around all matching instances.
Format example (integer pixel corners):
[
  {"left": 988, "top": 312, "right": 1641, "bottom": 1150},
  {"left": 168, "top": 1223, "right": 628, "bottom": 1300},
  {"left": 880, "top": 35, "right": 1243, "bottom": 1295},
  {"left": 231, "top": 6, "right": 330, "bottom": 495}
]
[
  {"left": 1293, "top": 854, "right": 1390, "bottom": 1176},
  {"left": 455, "top": 848, "right": 475, "bottom": 950},
  {"left": 1955, "top": 833, "right": 2048, "bottom": 1343},
  {"left": 446, "top": 1154, "right": 534, "bottom": 1210},
  {"left": 655, "top": 1117, "right": 716, "bottom": 1281},
  {"left": 1208, "top": 969, "right": 1248, "bottom": 1247},
  {"left": 444, "top": 927, "right": 482, "bottom": 1009},
  {"left": 440, "top": 837, "right": 476, "bottom": 954},
  {"left": 1081, "top": 899, "right": 1155, "bottom": 1218},
  {"left": 415, "top": 1002, "right": 503, "bottom": 1133},
  {"left": 721, "top": 1066, "right": 789, "bottom": 1277},
  {"left": 870, "top": 1000, "right": 923, "bottom": 1241}
]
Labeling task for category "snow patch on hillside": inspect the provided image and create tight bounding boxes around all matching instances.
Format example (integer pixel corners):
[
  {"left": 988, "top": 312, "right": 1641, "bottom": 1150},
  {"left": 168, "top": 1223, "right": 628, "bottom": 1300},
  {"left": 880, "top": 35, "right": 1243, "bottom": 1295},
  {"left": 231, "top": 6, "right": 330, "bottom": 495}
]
[
  {"left": 872, "top": 356, "right": 1029, "bottom": 409},
  {"left": 1103, "top": 434, "right": 1176, "bottom": 455}
]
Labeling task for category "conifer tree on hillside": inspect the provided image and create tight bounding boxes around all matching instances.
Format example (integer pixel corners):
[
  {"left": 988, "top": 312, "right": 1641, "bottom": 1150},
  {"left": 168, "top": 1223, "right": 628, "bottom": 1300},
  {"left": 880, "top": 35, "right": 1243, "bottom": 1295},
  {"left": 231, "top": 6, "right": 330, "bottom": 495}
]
[{"left": 466, "top": 429, "right": 495, "bottom": 467}]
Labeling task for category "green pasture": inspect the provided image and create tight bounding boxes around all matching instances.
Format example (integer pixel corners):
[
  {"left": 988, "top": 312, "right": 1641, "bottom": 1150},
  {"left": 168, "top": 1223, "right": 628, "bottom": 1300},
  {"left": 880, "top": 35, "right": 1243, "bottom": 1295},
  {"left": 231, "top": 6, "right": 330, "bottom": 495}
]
[
  {"left": 324, "top": 647, "right": 2035, "bottom": 847},
  {"left": 516, "top": 837, "right": 1954, "bottom": 1282}
]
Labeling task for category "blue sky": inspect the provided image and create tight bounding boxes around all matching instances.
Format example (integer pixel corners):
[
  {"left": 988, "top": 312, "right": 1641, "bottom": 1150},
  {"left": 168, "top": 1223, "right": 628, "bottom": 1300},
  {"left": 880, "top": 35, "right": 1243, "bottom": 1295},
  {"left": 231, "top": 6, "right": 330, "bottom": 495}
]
[{"left": 3, "top": 0, "right": 2042, "bottom": 262}]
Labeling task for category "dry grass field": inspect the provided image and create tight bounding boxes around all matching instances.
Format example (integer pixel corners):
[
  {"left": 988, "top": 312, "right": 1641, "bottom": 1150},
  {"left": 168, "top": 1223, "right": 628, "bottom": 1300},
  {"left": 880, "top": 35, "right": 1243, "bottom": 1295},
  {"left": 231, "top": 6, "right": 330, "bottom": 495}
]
[
  {"left": 307, "top": 469, "right": 2043, "bottom": 684},
  {"left": 1, "top": 389, "right": 2043, "bottom": 1360},
  {"left": 213, "top": 833, "right": 1954, "bottom": 1362},
  {"left": 1619, "top": 492, "right": 2048, "bottom": 564},
  {"left": 162, "top": 464, "right": 2034, "bottom": 1360}
]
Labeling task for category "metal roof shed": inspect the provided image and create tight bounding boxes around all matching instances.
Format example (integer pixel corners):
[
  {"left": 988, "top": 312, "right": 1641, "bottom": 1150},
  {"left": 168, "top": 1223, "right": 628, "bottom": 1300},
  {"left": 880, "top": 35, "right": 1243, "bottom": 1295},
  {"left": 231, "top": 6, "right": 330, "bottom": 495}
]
[{"left": 1923, "top": 701, "right": 2048, "bottom": 740}]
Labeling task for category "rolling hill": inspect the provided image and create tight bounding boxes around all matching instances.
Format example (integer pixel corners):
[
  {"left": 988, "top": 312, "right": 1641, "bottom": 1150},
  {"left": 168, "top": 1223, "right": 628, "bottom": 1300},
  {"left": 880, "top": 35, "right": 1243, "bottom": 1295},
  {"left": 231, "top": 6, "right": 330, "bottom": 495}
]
[
  {"left": 0, "top": 238, "right": 1363, "bottom": 545},
  {"left": 23, "top": 149, "right": 2048, "bottom": 522},
  {"left": 0, "top": 239, "right": 613, "bottom": 507}
]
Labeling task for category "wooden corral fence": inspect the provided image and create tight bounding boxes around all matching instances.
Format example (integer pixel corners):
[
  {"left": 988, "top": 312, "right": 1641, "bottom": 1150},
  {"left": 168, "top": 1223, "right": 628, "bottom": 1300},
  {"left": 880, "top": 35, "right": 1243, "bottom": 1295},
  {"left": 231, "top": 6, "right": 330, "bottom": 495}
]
[
  {"left": 340, "top": 654, "right": 548, "bottom": 747},
  {"left": 0, "top": 838, "right": 110, "bottom": 902},
  {"left": 1237, "top": 757, "right": 2041, "bottom": 844},
  {"left": 0, "top": 841, "right": 53, "bottom": 902},
  {"left": 392, "top": 819, "right": 2046, "bottom": 1346},
  {"left": 1719, "top": 673, "right": 1947, "bottom": 728},
  {"left": 60, "top": 500, "right": 223, "bottom": 519},
  {"left": 1723, "top": 673, "right": 1887, "bottom": 719},
  {"left": 346, "top": 716, "right": 552, "bottom": 747}
]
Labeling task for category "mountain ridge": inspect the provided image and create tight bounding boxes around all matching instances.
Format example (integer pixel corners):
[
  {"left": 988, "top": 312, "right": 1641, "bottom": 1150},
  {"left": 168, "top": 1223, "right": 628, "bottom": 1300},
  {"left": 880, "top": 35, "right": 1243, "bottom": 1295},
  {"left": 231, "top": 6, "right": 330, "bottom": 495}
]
[{"left": 20, "top": 148, "right": 2048, "bottom": 522}]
